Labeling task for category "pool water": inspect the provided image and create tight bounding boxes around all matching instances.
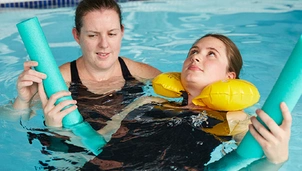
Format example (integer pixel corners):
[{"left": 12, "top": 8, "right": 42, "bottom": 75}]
[{"left": 0, "top": 0, "right": 302, "bottom": 170}]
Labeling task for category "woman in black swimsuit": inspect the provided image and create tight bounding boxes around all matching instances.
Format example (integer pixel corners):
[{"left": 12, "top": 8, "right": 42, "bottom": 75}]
[
  {"left": 13, "top": 0, "right": 161, "bottom": 127},
  {"left": 69, "top": 57, "right": 146, "bottom": 130}
]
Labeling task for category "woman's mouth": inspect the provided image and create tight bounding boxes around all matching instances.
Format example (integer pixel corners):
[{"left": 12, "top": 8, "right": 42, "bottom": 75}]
[
  {"left": 188, "top": 65, "right": 203, "bottom": 71},
  {"left": 96, "top": 52, "right": 109, "bottom": 58}
]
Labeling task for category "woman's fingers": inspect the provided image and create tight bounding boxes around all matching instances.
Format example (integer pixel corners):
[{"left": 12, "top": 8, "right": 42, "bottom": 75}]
[
  {"left": 249, "top": 102, "right": 292, "bottom": 164},
  {"left": 42, "top": 90, "right": 77, "bottom": 127},
  {"left": 279, "top": 102, "right": 292, "bottom": 133},
  {"left": 23, "top": 61, "right": 38, "bottom": 70},
  {"left": 249, "top": 115, "right": 271, "bottom": 146},
  {"left": 49, "top": 98, "right": 77, "bottom": 115},
  {"left": 20, "top": 61, "right": 47, "bottom": 83},
  {"left": 38, "top": 83, "right": 47, "bottom": 107},
  {"left": 43, "top": 91, "right": 73, "bottom": 111},
  {"left": 254, "top": 103, "right": 292, "bottom": 141},
  {"left": 44, "top": 100, "right": 78, "bottom": 127},
  {"left": 254, "top": 109, "right": 278, "bottom": 142},
  {"left": 19, "top": 68, "right": 47, "bottom": 83},
  {"left": 20, "top": 61, "right": 79, "bottom": 127},
  {"left": 16, "top": 61, "right": 47, "bottom": 102}
]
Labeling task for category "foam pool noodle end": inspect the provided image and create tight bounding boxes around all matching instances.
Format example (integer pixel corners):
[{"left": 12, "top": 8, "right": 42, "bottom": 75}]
[
  {"left": 16, "top": 17, "right": 83, "bottom": 128},
  {"left": 236, "top": 35, "right": 302, "bottom": 158},
  {"left": 71, "top": 122, "right": 106, "bottom": 155}
]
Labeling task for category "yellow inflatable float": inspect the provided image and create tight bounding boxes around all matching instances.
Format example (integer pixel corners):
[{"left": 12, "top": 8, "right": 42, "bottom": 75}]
[{"left": 152, "top": 72, "right": 260, "bottom": 111}]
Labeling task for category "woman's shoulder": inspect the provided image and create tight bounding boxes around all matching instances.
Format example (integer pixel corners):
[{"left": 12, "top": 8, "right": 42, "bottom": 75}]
[
  {"left": 121, "top": 57, "right": 162, "bottom": 79},
  {"left": 59, "top": 62, "right": 71, "bottom": 83}
]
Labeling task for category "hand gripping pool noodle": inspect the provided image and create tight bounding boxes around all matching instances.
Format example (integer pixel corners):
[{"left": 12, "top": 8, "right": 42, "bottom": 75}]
[
  {"left": 236, "top": 35, "right": 302, "bottom": 158},
  {"left": 16, "top": 17, "right": 83, "bottom": 128}
]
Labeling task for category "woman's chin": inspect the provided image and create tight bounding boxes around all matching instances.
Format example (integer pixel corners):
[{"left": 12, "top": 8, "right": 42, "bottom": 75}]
[{"left": 184, "top": 74, "right": 203, "bottom": 83}]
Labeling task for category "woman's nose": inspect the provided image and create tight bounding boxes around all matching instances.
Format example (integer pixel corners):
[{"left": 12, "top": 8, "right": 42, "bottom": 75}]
[
  {"left": 98, "top": 36, "right": 109, "bottom": 48},
  {"left": 191, "top": 55, "right": 200, "bottom": 63}
]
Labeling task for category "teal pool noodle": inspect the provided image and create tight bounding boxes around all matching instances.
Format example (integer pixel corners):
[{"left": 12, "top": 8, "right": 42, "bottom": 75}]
[
  {"left": 237, "top": 35, "right": 302, "bottom": 158},
  {"left": 71, "top": 122, "right": 107, "bottom": 155},
  {"left": 16, "top": 17, "right": 83, "bottom": 128}
]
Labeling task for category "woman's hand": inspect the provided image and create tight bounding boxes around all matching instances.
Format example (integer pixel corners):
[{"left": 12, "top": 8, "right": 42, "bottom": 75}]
[
  {"left": 38, "top": 83, "right": 78, "bottom": 127},
  {"left": 13, "top": 61, "right": 47, "bottom": 109},
  {"left": 249, "top": 102, "right": 292, "bottom": 164}
]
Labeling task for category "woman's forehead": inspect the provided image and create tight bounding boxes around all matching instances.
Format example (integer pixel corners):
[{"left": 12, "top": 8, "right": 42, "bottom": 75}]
[
  {"left": 193, "top": 37, "right": 226, "bottom": 52},
  {"left": 81, "top": 10, "right": 121, "bottom": 30},
  {"left": 195, "top": 37, "right": 224, "bottom": 46}
]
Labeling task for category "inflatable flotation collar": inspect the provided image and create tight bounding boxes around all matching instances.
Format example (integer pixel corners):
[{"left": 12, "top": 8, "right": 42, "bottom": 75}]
[{"left": 152, "top": 72, "right": 260, "bottom": 111}]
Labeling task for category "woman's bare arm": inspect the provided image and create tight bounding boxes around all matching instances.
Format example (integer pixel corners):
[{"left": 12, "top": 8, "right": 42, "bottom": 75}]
[{"left": 97, "top": 96, "right": 167, "bottom": 141}]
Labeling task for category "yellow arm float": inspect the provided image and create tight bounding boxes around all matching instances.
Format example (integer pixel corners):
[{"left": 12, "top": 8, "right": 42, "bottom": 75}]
[
  {"left": 152, "top": 72, "right": 185, "bottom": 98},
  {"left": 152, "top": 72, "right": 260, "bottom": 111},
  {"left": 193, "top": 79, "right": 260, "bottom": 111}
]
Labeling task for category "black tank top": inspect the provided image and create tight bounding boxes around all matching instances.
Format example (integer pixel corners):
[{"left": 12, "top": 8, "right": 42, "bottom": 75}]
[
  {"left": 68, "top": 57, "right": 145, "bottom": 130},
  {"left": 70, "top": 57, "right": 134, "bottom": 83}
]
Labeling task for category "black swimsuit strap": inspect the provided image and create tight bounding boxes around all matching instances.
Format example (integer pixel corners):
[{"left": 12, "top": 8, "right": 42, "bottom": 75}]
[
  {"left": 70, "top": 57, "right": 133, "bottom": 83},
  {"left": 118, "top": 57, "right": 134, "bottom": 81},
  {"left": 70, "top": 60, "right": 82, "bottom": 84}
]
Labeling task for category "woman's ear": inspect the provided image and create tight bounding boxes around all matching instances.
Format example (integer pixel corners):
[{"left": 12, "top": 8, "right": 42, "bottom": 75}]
[
  {"left": 121, "top": 24, "right": 125, "bottom": 37},
  {"left": 227, "top": 72, "right": 236, "bottom": 79},
  {"left": 72, "top": 28, "right": 80, "bottom": 44}
]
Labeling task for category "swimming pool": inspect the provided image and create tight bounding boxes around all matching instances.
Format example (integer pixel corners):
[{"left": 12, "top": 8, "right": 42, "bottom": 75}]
[{"left": 0, "top": 0, "right": 302, "bottom": 170}]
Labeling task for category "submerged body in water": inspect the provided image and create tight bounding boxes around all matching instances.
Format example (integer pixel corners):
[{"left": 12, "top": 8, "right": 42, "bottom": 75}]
[
  {"left": 24, "top": 58, "right": 245, "bottom": 170},
  {"left": 27, "top": 73, "right": 242, "bottom": 170},
  {"left": 74, "top": 78, "right": 238, "bottom": 170},
  {"left": 82, "top": 104, "right": 231, "bottom": 170}
]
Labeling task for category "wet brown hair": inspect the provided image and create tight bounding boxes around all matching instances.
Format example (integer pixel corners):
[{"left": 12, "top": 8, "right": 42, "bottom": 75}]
[
  {"left": 193, "top": 33, "right": 243, "bottom": 79},
  {"left": 74, "top": 0, "right": 123, "bottom": 33}
]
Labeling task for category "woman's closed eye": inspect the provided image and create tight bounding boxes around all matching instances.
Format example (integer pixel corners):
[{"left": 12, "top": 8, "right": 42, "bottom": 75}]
[
  {"left": 88, "top": 34, "right": 97, "bottom": 38},
  {"left": 109, "top": 32, "right": 117, "bottom": 37}
]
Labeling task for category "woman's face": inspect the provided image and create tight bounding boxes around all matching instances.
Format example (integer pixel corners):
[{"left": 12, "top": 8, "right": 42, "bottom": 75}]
[
  {"left": 73, "top": 9, "right": 124, "bottom": 70},
  {"left": 181, "top": 36, "right": 235, "bottom": 93}
]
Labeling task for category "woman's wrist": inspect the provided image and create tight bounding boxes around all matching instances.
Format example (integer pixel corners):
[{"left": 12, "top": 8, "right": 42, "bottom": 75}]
[
  {"left": 241, "top": 157, "right": 286, "bottom": 170},
  {"left": 267, "top": 156, "right": 288, "bottom": 165},
  {"left": 12, "top": 96, "right": 31, "bottom": 109},
  {"left": 43, "top": 120, "right": 65, "bottom": 131},
  {"left": 0, "top": 101, "right": 32, "bottom": 121}
]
